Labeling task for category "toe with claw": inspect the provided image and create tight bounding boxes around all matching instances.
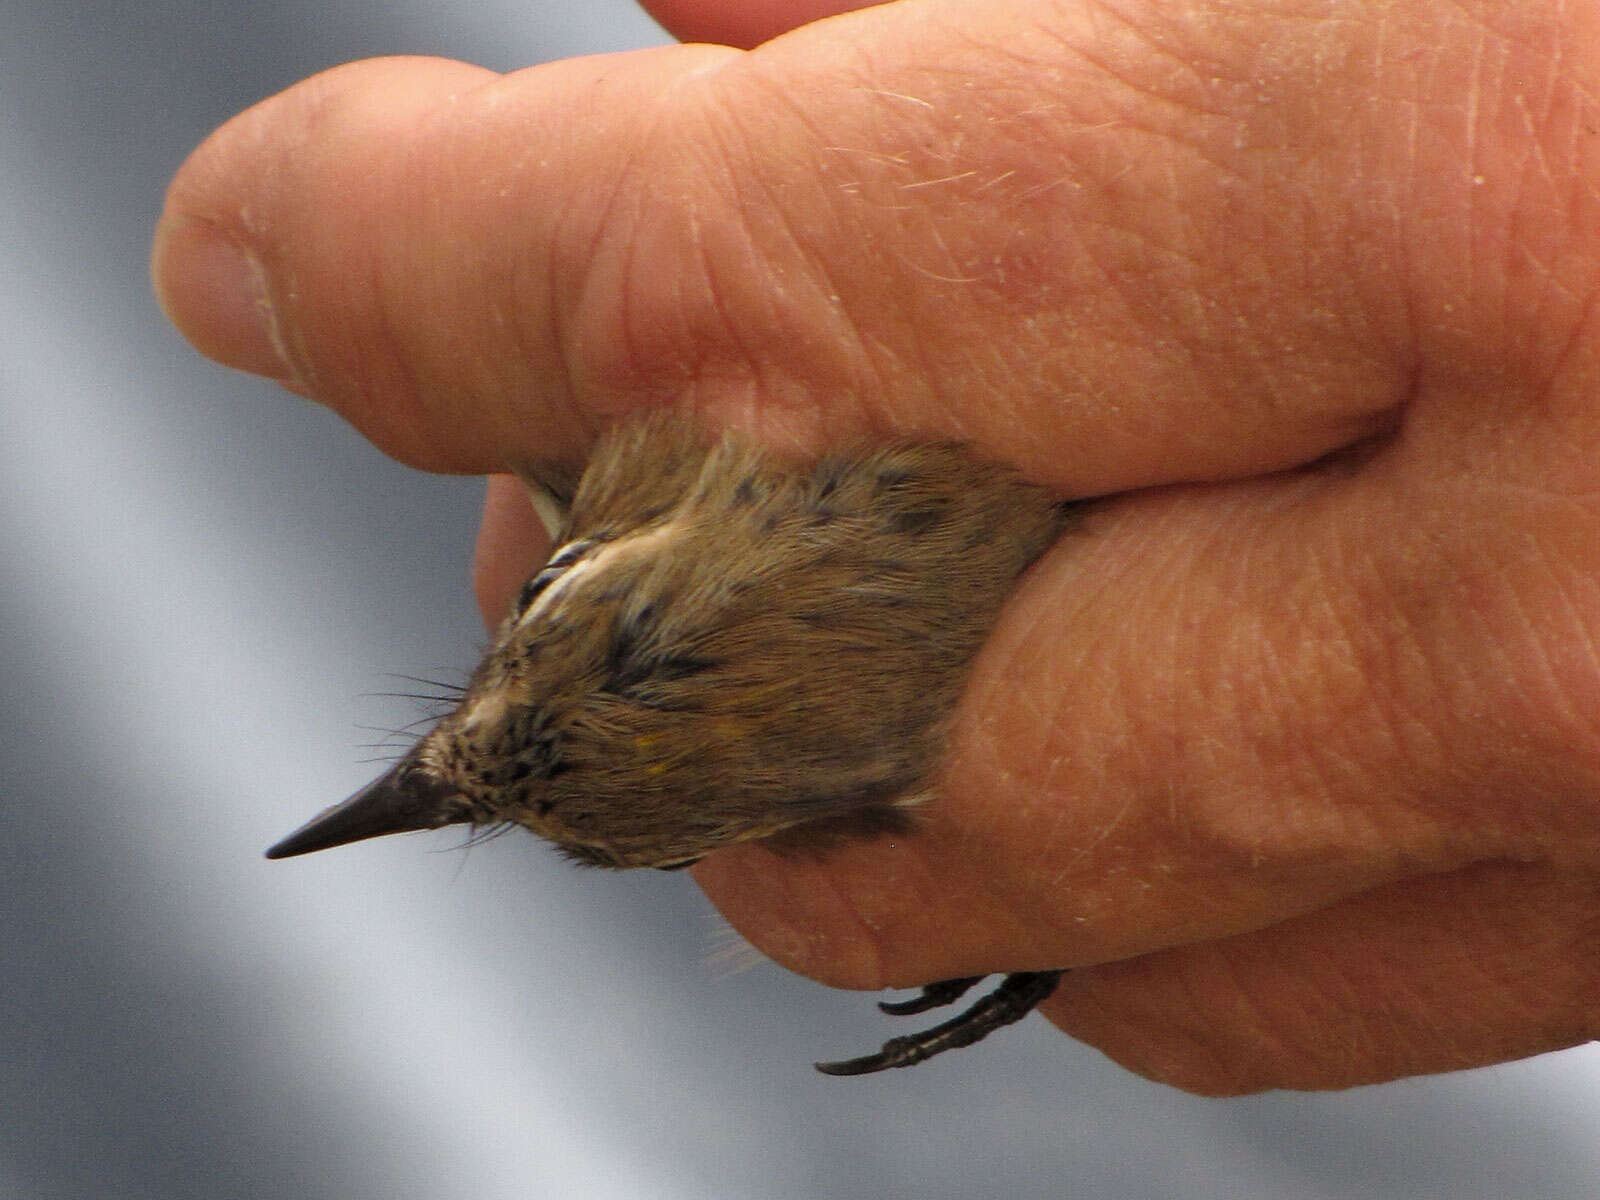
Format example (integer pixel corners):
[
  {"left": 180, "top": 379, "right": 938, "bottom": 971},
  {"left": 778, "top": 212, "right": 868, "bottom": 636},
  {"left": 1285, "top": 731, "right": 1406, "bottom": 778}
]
[{"left": 816, "top": 970, "right": 1064, "bottom": 1076}]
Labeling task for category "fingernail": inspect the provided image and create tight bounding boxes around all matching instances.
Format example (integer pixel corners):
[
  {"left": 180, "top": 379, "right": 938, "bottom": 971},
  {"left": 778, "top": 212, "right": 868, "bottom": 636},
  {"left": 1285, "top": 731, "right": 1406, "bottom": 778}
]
[{"left": 151, "top": 214, "right": 291, "bottom": 380}]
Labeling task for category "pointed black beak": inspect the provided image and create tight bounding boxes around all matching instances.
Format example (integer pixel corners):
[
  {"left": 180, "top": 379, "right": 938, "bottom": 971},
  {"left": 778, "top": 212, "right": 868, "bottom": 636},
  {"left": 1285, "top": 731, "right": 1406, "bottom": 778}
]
[{"left": 265, "top": 760, "right": 465, "bottom": 860}]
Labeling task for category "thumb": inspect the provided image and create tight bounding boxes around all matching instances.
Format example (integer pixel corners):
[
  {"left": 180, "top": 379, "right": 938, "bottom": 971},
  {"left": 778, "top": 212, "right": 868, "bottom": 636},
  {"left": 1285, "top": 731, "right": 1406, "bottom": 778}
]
[
  {"left": 151, "top": 48, "right": 738, "bottom": 474},
  {"left": 153, "top": 3, "right": 1401, "bottom": 492}
]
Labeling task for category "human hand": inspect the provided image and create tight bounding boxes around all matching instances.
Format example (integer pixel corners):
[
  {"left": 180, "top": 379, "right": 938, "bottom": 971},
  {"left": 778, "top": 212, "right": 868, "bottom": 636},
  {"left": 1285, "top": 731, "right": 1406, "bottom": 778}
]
[{"left": 153, "top": 0, "right": 1600, "bottom": 1093}]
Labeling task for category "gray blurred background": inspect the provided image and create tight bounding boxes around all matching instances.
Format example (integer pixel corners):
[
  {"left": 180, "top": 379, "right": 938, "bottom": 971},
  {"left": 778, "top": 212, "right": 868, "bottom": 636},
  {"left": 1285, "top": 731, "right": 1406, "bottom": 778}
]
[{"left": 2, "top": 2, "right": 1596, "bottom": 1197}]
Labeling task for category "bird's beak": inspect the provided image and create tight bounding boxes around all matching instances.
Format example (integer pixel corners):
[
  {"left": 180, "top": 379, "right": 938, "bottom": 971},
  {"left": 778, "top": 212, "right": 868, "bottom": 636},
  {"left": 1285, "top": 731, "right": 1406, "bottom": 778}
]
[{"left": 265, "top": 759, "right": 464, "bottom": 860}]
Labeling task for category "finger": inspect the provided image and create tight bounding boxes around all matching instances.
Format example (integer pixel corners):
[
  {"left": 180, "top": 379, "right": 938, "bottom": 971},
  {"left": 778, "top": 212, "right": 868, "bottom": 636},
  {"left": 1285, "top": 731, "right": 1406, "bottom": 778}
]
[
  {"left": 472, "top": 474, "right": 555, "bottom": 627},
  {"left": 1044, "top": 862, "right": 1600, "bottom": 1094},
  {"left": 153, "top": 1, "right": 1440, "bottom": 491},
  {"left": 639, "top": 0, "right": 884, "bottom": 49}
]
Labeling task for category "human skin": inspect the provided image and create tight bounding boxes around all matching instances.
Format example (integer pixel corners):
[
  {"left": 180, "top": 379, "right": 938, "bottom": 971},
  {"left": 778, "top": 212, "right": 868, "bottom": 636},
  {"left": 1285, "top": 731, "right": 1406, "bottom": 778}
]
[{"left": 153, "top": 0, "right": 1600, "bottom": 1093}]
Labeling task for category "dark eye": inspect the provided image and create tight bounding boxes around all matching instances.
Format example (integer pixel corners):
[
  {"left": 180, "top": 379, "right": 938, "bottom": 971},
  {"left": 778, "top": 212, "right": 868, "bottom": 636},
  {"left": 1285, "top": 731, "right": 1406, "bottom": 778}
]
[
  {"left": 547, "top": 539, "right": 595, "bottom": 569},
  {"left": 512, "top": 539, "right": 599, "bottom": 617},
  {"left": 513, "top": 568, "right": 562, "bottom": 615}
]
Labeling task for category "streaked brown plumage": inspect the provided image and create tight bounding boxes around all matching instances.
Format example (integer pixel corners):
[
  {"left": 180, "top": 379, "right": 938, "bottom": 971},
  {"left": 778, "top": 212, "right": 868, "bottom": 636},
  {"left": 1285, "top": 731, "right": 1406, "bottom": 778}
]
[{"left": 268, "top": 409, "right": 1071, "bottom": 1073}]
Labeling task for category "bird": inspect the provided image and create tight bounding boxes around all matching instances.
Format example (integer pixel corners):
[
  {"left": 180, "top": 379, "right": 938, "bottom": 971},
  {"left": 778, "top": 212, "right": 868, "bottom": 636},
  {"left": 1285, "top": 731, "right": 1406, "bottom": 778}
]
[{"left": 267, "top": 408, "right": 1072, "bottom": 1074}]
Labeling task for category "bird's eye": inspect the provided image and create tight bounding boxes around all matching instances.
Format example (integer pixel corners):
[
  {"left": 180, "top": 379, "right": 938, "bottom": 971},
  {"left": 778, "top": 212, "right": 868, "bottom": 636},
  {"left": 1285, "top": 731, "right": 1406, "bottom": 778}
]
[
  {"left": 513, "top": 569, "right": 561, "bottom": 615},
  {"left": 512, "top": 539, "right": 598, "bottom": 617},
  {"left": 546, "top": 539, "right": 595, "bottom": 569}
]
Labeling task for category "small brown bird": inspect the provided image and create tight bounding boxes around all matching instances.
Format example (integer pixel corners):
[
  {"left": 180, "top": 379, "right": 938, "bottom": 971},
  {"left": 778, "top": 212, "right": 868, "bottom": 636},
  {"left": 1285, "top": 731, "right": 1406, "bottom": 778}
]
[{"left": 268, "top": 409, "right": 1071, "bottom": 1074}]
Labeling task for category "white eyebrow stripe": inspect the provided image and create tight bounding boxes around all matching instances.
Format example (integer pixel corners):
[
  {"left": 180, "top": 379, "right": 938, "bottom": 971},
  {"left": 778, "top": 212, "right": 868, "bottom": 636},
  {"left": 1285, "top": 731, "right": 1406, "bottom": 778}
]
[
  {"left": 546, "top": 539, "right": 593, "bottom": 568},
  {"left": 515, "top": 554, "right": 601, "bottom": 627},
  {"left": 514, "top": 524, "right": 680, "bottom": 628}
]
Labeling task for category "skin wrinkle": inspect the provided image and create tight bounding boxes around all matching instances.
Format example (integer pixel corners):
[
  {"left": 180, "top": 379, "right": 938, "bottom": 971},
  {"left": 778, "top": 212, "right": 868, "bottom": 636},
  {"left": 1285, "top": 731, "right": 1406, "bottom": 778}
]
[
  {"left": 1517, "top": 582, "right": 1600, "bottom": 826},
  {"left": 1075, "top": 0, "right": 1237, "bottom": 120},
  {"left": 721, "top": 851, "right": 893, "bottom": 990},
  {"left": 1252, "top": 615, "right": 1334, "bottom": 827},
  {"left": 1170, "top": 487, "right": 1439, "bottom": 880},
  {"left": 1433, "top": 628, "right": 1585, "bottom": 853},
  {"left": 1513, "top": 92, "right": 1560, "bottom": 200},
  {"left": 1547, "top": 573, "right": 1600, "bottom": 752},
  {"left": 1352, "top": 565, "right": 1479, "bottom": 840},
  {"left": 1318, "top": 957, "right": 1382, "bottom": 1074},
  {"left": 1069, "top": 127, "right": 1379, "bottom": 455},
  {"left": 1496, "top": 543, "right": 1571, "bottom": 743},
  {"left": 683, "top": 196, "right": 754, "bottom": 406},
  {"left": 1148, "top": 536, "right": 1193, "bottom": 831},
  {"left": 306, "top": 71, "right": 436, "bottom": 445},
  {"left": 369, "top": 204, "right": 435, "bottom": 456},
  {"left": 522, "top": 92, "right": 624, "bottom": 450},
  {"left": 679, "top": 92, "right": 781, "bottom": 373},
  {"left": 554, "top": 69, "right": 720, "bottom": 420},
  {"left": 704, "top": 83, "right": 875, "bottom": 413},
  {"left": 1057, "top": 788, "right": 1140, "bottom": 888},
  {"left": 510, "top": 245, "right": 574, "bottom": 449},
  {"left": 657, "top": 72, "right": 909, "bottom": 440},
  {"left": 1285, "top": 552, "right": 1393, "bottom": 834},
  {"left": 963, "top": 578, "right": 1105, "bottom": 883},
  {"left": 1461, "top": 11, "right": 1486, "bottom": 167},
  {"left": 1375, "top": 965, "right": 1453, "bottom": 1075},
  {"left": 1544, "top": 291, "right": 1600, "bottom": 428},
  {"left": 1392, "top": 974, "right": 1468, "bottom": 1073},
  {"left": 1329, "top": 902, "right": 1434, "bottom": 1079},
  {"left": 1506, "top": 214, "right": 1582, "bottom": 391},
  {"left": 814, "top": 865, "right": 896, "bottom": 991},
  {"left": 1088, "top": 601, "right": 1190, "bottom": 876},
  {"left": 1299, "top": 523, "right": 1404, "bottom": 816},
  {"left": 1265, "top": 950, "right": 1369, "bottom": 1082},
  {"left": 614, "top": 181, "right": 659, "bottom": 409},
  {"left": 1495, "top": 50, "right": 1599, "bottom": 380},
  {"left": 1195, "top": 948, "right": 1291, "bottom": 1092}
]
